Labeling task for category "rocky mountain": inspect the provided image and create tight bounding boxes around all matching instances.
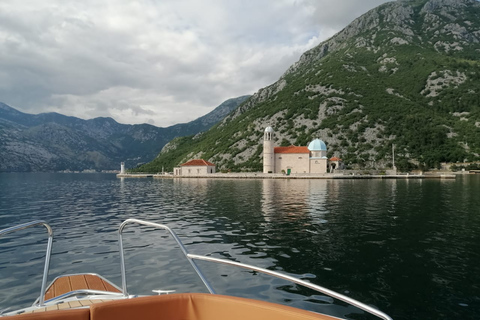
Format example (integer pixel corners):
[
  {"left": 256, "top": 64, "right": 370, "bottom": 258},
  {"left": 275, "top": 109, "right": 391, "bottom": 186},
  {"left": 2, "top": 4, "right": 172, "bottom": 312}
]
[
  {"left": 166, "top": 96, "right": 251, "bottom": 137},
  {"left": 0, "top": 96, "right": 249, "bottom": 172},
  {"left": 138, "top": 0, "right": 480, "bottom": 173}
]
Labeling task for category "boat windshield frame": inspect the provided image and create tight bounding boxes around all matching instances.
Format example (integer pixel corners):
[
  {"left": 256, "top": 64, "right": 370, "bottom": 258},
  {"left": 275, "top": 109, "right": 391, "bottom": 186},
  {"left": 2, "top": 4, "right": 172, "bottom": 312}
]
[
  {"left": 1, "top": 219, "right": 392, "bottom": 320},
  {"left": 118, "top": 218, "right": 393, "bottom": 320}
]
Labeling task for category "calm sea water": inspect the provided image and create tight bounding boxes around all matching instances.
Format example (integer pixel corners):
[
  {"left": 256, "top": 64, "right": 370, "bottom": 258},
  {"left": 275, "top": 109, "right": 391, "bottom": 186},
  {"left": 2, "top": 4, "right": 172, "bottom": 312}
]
[{"left": 0, "top": 173, "right": 479, "bottom": 319}]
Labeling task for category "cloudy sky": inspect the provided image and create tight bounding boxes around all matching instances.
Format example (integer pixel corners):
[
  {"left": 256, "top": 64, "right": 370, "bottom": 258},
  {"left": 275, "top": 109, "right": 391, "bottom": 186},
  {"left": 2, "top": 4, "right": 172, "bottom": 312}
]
[{"left": 0, "top": 0, "right": 390, "bottom": 127}]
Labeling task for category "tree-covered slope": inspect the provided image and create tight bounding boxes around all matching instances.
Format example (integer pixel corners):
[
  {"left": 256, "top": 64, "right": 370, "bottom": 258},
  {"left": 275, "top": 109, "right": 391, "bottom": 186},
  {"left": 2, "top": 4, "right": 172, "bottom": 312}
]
[{"left": 137, "top": 0, "right": 480, "bottom": 173}]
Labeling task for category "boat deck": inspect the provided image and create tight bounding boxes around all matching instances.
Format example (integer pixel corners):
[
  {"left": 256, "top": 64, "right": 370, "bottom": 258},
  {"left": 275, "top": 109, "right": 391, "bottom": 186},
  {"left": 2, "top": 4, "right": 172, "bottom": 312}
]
[
  {"left": 44, "top": 274, "right": 121, "bottom": 301},
  {"left": 0, "top": 219, "right": 393, "bottom": 320},
  {"left": 22, "top": 298, "right": 115, "bottom": 313},
  {"left": 16, "top": 274, "right": 123, "bottom": 314}
]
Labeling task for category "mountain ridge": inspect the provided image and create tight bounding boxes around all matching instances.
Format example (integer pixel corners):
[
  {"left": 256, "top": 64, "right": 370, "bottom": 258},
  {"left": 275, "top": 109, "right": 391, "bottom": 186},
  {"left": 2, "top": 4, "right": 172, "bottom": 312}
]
[
  {"left": 0, "top": 96, "right": 250, "bottom": 172},
  {"left": 137, "top": 0, "right": 480, "bottom": 173}
]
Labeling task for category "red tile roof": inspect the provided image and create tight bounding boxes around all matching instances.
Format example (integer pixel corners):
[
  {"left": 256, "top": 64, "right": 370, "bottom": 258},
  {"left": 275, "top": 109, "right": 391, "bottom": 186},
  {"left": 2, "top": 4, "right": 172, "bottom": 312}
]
[
  {"left": 329, "top": 157, "right": 342, "bottom": 161},
  {"left": 274, "top": 146, "right": 310, "bottom": 154},
  {"left": 181, "top": 159, "right": 215, "bottom": 166}
]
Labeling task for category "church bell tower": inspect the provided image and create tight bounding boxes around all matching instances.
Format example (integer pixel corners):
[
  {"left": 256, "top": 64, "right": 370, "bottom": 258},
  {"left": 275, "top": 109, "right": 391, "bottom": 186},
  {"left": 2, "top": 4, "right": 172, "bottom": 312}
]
[{"left": 263, "top": 127, "right": 274, "bottom": 173}]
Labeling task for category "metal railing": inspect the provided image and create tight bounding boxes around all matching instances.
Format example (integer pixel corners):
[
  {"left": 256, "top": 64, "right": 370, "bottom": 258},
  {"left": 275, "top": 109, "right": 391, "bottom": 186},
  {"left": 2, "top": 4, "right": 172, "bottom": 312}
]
[
  {"left": 117, "top": 219, "right": 215, "bottom": 296},
  {"left": 188, "top": 254, "right": 393, "bottom": 320},
  {"left": 0, "top": 220, "right": 53, "bottom": 306},
  {"left": 118, "top": 218, "right": 392, "bottom": 320},
  {"left": 43, "top": 289, "right": 124, "bottom": 304},
  {"left": 2, "top": 219, "right": 392, "bottom": 320}
]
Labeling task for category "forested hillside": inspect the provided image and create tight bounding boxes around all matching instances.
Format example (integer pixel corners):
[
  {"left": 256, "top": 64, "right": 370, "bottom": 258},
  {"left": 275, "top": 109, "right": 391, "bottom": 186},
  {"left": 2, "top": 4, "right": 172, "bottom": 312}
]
[{"left": 137, "top": 0, "right": 480, "bottom": 173}]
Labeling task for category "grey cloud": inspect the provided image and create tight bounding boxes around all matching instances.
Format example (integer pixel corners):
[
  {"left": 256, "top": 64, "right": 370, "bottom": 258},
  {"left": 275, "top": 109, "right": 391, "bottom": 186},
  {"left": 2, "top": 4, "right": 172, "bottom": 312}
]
[
  {"left": 0, "top": 0, "right": 390, "bottom": 126},
  {"left": 304, "top": 0, "right": 391, "bottom": 30}
]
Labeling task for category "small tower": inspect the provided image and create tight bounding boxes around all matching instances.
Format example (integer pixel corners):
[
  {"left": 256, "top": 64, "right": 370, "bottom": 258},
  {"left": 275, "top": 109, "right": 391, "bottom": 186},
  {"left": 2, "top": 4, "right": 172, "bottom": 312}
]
[
  {"left": 308, "top": 139, "right": 327, "bottom": 159},
  {"left": 120, "top": 162, "right": 125, "bottom": 174},
  {"left": 263, "top": 127, "right": 275, "bottom": 173}
]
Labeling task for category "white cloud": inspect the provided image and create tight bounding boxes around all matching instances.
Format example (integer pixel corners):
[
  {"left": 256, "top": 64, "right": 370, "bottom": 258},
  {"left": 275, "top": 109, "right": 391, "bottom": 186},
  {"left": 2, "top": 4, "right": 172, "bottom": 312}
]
[{"left": 0, "top": 0, "right": 390, "bottom": 127}]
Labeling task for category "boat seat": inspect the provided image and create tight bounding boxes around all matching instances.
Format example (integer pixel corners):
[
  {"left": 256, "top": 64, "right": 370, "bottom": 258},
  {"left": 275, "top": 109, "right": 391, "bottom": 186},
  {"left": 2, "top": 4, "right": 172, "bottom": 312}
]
[
  {"left": 90, "top": 293, "right": 339, "bottom": 320},
  {"left": 1, "top": 293, "right": 340, "bottom": 320},
  {"left": 1, "top": 308, "right": 90, "bottom": 320}
]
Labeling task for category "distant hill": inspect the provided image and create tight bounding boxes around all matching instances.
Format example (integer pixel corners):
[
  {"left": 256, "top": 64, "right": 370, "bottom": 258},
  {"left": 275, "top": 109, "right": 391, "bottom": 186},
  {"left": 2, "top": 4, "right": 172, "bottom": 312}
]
[
  {"left": 137, "top": 0, "right": 480, "bottom": 173},
  {"left": 0, "top": 95, "right": 250, "bottom": 172}
]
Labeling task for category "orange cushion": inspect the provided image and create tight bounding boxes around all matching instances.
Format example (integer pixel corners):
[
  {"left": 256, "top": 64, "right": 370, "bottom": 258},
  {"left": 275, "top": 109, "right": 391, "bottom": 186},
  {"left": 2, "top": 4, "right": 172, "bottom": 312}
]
[
  {"left": 1, "top": 308, "right": 89, "bottom": 320},
  {"left": 90, "top": 293, "right": 339, "bottom": 320}
]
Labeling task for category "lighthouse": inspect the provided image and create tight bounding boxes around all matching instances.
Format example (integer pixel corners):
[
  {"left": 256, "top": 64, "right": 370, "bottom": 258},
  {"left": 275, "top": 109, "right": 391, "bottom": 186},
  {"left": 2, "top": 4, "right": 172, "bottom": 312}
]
[{"left": 263, "top": 127, "right": 274, "bottom": 173}]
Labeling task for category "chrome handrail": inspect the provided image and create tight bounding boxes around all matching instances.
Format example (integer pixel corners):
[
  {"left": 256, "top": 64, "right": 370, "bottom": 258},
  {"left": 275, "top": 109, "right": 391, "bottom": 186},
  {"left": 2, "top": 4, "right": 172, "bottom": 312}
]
[
  {"left": 117, "top": 219, "right": 215, "bottom": 296},
  {"left": 0, "top": 220, "right": 53, "bottom": 307},
  {"left": 188, "top": 254, "right": 393, "bottom": 320},
  {"left": 117, "top": 219, "right": 391, "bottom": 320},
  {"left": 2, "top": 219, "right": 392, "bottom": 320},
  {"left": 43, "top": 289, "right": 125, "bottom": 304}
]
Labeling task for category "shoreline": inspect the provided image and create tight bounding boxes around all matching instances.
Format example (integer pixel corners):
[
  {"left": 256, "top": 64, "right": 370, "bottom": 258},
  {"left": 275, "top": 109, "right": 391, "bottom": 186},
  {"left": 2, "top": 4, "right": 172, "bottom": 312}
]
[{"left": 117, "top": 172, "right": 457, "bottom": 179}]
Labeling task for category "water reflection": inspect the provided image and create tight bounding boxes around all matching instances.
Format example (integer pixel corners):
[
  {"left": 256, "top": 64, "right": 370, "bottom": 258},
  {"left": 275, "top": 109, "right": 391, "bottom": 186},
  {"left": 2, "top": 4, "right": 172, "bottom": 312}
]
[
  {"left": 261, "top": 179, "right": 313, "bottom": 220},
  {"left": 1, "top": 174, "right": 480, "bottom": 320}
]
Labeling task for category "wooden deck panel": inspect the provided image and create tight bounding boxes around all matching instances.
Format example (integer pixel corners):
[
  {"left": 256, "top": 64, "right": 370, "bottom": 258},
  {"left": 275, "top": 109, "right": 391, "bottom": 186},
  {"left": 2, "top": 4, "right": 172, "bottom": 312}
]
[
  {"left": 54, "top": 277, "right": 71, "bottom": 298},
  {"left": 44, "top": 274, "right": 121, "bottom": 301},
  {"left": 44, "top": 288, "right": 54, "bottom": 301},
  {"left": 44, "top": 281, "right": 57, "bottom": 300},
  {"left": 19, "top": 274, "right": 123, "bottom": 315},
  {"left": 57, "top": 302, "right": 71, "bottom": 310},
  {"left": 84, "top": 275, "right": 107, "bottom": 292},
  {"left": 70, "top": 275, "right": 88, "bottom": 291},
  {"left": 68, "top": 300, "right": 83, "bottom": 308},
  {"left": 102, "top": 279, "right": 121, "bottom": 293},
  {"left": 19, "top": 299, "right": 116, "bottom": 314},
  {"left": 45, "top": 305, "right": 58, "bottom": 311},
  {"left": 79, "top": 300, "right": 94, "bottom": 306}
]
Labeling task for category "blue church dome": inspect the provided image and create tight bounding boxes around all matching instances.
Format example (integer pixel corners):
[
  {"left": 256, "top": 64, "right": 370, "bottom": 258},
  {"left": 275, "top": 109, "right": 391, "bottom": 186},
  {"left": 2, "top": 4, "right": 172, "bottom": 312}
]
[{"left": 308, "top": 139, "right": 327, "bottom": 151}]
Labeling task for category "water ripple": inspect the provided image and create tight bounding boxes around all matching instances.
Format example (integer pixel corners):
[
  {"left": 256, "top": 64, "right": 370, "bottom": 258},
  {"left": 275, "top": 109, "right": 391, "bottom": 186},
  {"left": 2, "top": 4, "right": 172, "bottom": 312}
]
[{"left": 1, "top": 174, "right": 480, "bottom": 320}]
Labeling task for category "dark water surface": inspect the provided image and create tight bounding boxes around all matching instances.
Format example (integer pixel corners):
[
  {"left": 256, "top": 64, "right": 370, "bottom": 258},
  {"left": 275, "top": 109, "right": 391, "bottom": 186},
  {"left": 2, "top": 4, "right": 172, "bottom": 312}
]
[{"left": 0, "top": 173, "right": 479, "bottom": 319}]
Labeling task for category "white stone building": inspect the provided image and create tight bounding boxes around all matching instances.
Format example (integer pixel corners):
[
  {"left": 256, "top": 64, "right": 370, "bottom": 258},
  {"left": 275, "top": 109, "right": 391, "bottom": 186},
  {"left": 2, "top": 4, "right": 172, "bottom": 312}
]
[
  {"left": 328, "top": 157, "right": 345, "bottom": 173},
  {"left": 263, "top": 126, "right": 329, "bottom": 174},
  {"left": 174, "top": 159, "right": 216, "bottom": 176}
]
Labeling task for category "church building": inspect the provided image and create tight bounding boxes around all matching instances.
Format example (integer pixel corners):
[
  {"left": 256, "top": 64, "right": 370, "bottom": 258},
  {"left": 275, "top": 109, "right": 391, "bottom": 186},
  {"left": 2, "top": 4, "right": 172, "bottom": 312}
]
[{"left": 263, "top": 126, "right": 329, "bottom": 174}]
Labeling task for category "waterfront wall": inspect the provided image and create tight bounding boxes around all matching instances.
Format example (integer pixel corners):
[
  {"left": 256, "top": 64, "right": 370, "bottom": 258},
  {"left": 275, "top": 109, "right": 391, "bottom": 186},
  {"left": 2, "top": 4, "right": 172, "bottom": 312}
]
[{"left": 117, "top": 172, "right": 456, "bottom": 179}]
